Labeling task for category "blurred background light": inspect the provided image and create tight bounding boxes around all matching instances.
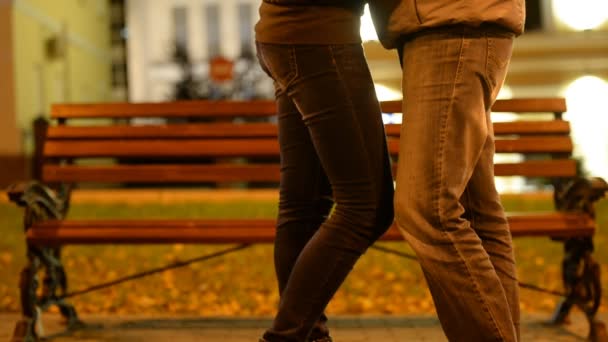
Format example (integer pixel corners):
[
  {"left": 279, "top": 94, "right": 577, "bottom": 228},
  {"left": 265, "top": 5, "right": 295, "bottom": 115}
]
[
  {"left": 563, "top": 75, "right": 608, "bottom": 179},
  {"left": 553, "top": 0, "right": 608, "bottom": 31},
  {"left": 374, "top": 83, "right": 401, "bottom": 102},
  {"left": 375, "top": 83, "right": 402, "bottom": 124},
  {"left": 360, "top": 4, "right": 378, "bottom": 42}
]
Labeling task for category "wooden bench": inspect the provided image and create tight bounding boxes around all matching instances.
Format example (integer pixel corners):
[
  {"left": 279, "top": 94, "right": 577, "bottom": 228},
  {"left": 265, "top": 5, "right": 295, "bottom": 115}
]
[{"left": 7, "top": 98, "right": 607, "bottom": 341}]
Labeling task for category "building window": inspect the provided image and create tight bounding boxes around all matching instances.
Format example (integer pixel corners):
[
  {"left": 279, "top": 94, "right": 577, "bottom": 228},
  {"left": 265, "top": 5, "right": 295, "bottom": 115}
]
[
  {"left": 238, "top": 3, "right": 254, "bottom": 58},
  {"left": 173, "top": 6, "right": 188, "bottom": 49},
  {"left": 110, "top": 0, "right": 128, "bottom": 100},
  {"left": 205, "top": 4, "right": 221, "bottom": 58}
]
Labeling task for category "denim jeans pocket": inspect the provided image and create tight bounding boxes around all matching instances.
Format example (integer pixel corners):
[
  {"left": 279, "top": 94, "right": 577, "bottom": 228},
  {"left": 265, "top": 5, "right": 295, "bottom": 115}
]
[
  {"left": 485, "top": 36, "right": 514, "bottom": 91},
  {"left": 256, "top": 43, "right": 298, "bottom": 93},
  {"left": 329, "top": 44, "right": 370, "bottom": 78}
]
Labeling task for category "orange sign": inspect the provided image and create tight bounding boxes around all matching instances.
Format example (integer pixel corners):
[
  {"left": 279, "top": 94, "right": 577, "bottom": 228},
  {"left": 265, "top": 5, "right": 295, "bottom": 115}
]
[{"left": 209, "top": 56, "right": 234, "bottom": 82}]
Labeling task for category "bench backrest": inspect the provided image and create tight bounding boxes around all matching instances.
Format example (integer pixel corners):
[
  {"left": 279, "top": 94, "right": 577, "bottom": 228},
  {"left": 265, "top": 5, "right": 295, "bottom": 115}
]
[{"left": 41, "top": 98, "right": 574, "bottom": 187}]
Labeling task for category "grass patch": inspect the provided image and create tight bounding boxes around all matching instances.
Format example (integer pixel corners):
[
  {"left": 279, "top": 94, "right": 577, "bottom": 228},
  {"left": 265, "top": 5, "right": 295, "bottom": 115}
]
[{"left": 0, "top": 194, "right": 606, "bottom": 316}]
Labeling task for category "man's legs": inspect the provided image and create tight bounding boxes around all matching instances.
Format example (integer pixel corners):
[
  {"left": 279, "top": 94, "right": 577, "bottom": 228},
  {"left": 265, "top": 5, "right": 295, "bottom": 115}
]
[
  {"left": 462, "top": 113, "right": 521, "bottom": 339},
  {"left": 394, "top": 27, "right": 519, "bottom": 341}
]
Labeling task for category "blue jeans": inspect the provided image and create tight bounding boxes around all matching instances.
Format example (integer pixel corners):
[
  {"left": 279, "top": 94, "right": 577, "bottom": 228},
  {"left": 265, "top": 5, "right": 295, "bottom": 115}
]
[
  {"left": 394, "top": 25, "right": 521, "bottom": 341},
  {"left": 256, "top": 42, "right": 394, "bottom": 341}
]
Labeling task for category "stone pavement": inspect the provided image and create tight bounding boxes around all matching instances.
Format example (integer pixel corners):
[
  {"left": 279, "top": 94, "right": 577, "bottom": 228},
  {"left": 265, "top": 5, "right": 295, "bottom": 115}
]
[{"left": 1, "top": 311, "right": 602, "bottom": 341}]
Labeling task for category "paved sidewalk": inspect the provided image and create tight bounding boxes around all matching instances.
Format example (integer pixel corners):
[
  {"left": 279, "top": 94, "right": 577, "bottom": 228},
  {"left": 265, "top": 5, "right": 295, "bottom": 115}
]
[{"left": 1, "top": 312, "right": 601, "bottom": 341}]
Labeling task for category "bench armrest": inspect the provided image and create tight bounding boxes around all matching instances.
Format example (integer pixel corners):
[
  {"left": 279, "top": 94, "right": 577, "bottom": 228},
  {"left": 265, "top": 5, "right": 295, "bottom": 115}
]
[
  {"left": 6, "top": 181, "right": 66, "bottom": 221},
  {"left": 555, "top": 177, "right": 608, "bottom": 217}
]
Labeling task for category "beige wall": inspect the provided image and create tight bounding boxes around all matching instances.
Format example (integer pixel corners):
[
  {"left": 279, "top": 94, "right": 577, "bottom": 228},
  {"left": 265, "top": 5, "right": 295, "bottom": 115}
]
[
  {"left": 0, "top": 0, "right": 26, "bottom": 186},
  {"left": 0, "top": 0, "right": 20, "bottom": 156},
  {"left": 12, "top": 0, "right": 112, "bottom": 153},
  {"left": 0, "top": 0, "right": 112, "bottom": 185}
]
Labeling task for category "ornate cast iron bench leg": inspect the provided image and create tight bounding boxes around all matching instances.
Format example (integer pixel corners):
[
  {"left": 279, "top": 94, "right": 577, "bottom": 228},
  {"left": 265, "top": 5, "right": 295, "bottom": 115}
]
[
  {"left": 12, "top": 246, "right": 41, "bottom": 342},
  {"left": 551, "top": 238, "right": 607, "bottom": 342},
  {"left": 8, "top": 182, "right": 83, "bottom": 341},
  {"left": 11, "top": 245, "right": 83, "bottom": 342},
  {"left": 552, "top": 177, "right": 608, "bottom": 342}
]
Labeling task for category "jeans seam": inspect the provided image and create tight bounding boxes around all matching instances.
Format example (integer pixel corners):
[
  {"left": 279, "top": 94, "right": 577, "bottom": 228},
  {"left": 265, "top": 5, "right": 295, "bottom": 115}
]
[
  {"left": 436, "top": 32, "right": 466, "bottom": 229},
  {"left": 438, "top": 33, "right": 506, "bottom": 342},
  {"left": 284, "top": 46, "right": 299, "bottom": 92},
  {"left": 445, "top": 232, "right": 506, "bottom": 340},
  {"left": 483, "top": 34, "right": 495, "bottom": 91},
  {"left": 327, "top": 45, "right": 378, "bottom": 221},
  {"left": 313, "top": 156, "right": 324, "bottom": 227},
  {"left": 463, "top": 187, "right": 476, "bottom": 228}
]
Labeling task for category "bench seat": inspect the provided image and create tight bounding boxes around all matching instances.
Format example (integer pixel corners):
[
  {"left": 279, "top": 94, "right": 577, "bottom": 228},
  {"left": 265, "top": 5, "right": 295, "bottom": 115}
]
[{"left": 27, "top": 211, "right": 595, "bottom": 245}]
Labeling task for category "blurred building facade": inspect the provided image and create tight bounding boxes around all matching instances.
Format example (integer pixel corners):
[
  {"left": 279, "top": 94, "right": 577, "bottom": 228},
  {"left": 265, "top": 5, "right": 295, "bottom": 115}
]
[
  {"left": 0, "top": 0, "right": 606, "bottom": 188},
  {"left": 123, "top": 0, "right": 608, "bottom": 188},
  {"left": 126, "top": 0, "right": 273, "bottom": 102}
]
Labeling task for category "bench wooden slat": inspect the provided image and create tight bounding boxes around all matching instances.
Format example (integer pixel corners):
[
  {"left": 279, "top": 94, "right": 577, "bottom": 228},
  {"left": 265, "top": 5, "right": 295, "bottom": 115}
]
[
  {"left": 490, "top": 98, "right": 567, "bottom": 114},
  {"left": 385, "top": 121, "right": 571, "bottom": 137},
  {"left": 33, "top": 219, "right": 277, "bottom": 229},
  {"left": 48, "top": 120, "right": 571, "bottom": 140},
  {"left": 382, "top": 212, "right": 595, "bottom": 239},
  {"left": 493, "top": 121, "right": 570, "bottom": 135},
  {"left": 42, "top": 164, "right": 282, "bottom": 183},
  {"left": 494, "top": 137, "right": 572, "bottom": 153},
  {"left": 386, "top": 137, "right": 573, "bottom": 154},
  {"left": 51, "top": 101, "right": 278, "bottom": 119},
  {"left": 493, "top": 160, "right": 576, "bottom": 177},
  {"left": 51, "top": 98, "right": 567, "bottom": 119},
  {"left": 28, "top": 219, "right": 277, "bottom": 244},
  {"left": 43, "top": 136, "right": 572, "bottom": 159},
  {"left": 27, "top": 227, "right": 277, "bottom": 244},
  {"left": 30, "top": 212, "right": 591, "bottom": 234},
  {"left": 388, "top": 138, "right": 574, "bottom": 154},
  {"left": 43, "top": 159, "right": 576, "bottom": 183},
  {"left": 380, "top": 98, "right": 567, "bottom": 114},
  {"left": 47, "top": 123, "right": 279, "bottom": 139},
  {"left": 44, "top": 139, "right": 281, "bottom": 158},
  {"left": 26, "top": 211, "right": 594, "bottom": 245},
  {"left": 506, "top": 212, "right": 595, "bottom": 237}
]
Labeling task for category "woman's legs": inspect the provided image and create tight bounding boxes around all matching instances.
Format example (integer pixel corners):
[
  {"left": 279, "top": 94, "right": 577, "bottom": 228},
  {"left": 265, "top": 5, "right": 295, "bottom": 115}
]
[
  {"left": 274, "top": 92, "right": 334, "bottom": 340},
  {"left": 257, "top": 43, "right": 394, "bottom": 341}
]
